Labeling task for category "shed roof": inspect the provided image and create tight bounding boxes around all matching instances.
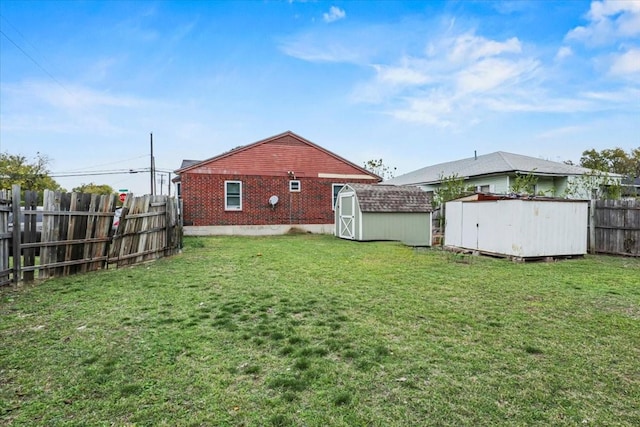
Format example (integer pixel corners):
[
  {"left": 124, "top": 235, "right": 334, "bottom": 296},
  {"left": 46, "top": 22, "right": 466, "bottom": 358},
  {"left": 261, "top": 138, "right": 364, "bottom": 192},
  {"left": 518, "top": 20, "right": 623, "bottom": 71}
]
[
  {"left": 348, "top": 184, "right": 432, "bottom": 213},
  {"left": 386, "top": 151, "right": 598, "bottom": 185}
]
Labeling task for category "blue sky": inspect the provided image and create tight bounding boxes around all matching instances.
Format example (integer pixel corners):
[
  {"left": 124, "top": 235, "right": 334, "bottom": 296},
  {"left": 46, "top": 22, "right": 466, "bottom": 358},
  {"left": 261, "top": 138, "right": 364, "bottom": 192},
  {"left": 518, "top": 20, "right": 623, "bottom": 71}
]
[{"left": 1, "top": 0, "right": 638, "bottom": 194}]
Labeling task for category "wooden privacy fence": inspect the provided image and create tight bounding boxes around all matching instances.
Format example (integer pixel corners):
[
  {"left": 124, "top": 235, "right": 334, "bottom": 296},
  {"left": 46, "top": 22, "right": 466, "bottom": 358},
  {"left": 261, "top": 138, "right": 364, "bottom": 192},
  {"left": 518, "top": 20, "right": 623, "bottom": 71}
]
[
  {"left": 0, "top": 185, "right": 182, "bottom": 285},
  {"left": 589, "top": 199, "right": 640, "bottom": 257},
  {"left": 109, "top": 194, "right": 182, "bottom": 267}
]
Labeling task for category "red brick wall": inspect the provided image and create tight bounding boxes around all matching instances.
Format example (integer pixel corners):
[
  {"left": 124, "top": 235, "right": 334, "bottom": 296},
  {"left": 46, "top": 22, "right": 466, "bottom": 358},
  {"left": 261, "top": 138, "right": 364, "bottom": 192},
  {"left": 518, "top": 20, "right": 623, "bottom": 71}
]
[
  {"left": 186, "top": 134, "right": 374, "bottom": 178},
  {"left": 182, "top": 173, "right": 374, "bottom": 226}
]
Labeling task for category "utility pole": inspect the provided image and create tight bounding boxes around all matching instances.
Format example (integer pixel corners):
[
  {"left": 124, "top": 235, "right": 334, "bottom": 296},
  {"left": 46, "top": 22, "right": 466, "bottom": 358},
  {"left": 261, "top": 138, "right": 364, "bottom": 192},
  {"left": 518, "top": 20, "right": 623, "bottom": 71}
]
[{"left": 150, "top": 132, "right": 155, "bottom": 195}]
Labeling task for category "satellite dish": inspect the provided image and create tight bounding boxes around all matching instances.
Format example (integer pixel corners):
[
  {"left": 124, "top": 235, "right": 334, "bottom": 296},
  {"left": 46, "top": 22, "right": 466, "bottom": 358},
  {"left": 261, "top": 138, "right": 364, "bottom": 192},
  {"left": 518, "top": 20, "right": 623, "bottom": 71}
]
[{"left": 269, "top": 195, "right": 279, "bottom": 206}]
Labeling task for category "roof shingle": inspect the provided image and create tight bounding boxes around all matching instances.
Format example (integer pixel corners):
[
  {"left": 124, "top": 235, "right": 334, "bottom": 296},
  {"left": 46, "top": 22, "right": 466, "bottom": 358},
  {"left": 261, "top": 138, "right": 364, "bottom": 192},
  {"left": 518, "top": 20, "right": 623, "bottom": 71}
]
[{"left": 348, "top": 184, "right": 432, "bottom": 213}]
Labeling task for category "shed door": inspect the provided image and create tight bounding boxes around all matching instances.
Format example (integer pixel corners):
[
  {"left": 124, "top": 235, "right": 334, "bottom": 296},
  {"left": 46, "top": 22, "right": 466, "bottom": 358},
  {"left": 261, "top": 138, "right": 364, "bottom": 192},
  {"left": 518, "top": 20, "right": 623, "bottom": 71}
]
[
  {"left": 338, "top": 192, "right": 355, "bottom": 239},
  {"left": 461, "top": 202, "right": 480, "bottom": 250}
]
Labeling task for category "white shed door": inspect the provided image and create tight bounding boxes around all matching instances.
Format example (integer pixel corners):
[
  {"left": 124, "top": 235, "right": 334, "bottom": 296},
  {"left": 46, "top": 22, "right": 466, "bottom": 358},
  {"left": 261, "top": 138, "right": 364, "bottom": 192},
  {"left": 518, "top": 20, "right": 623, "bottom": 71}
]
[{"left": 338, "top": 192, "right": 355, "bottom": 239}]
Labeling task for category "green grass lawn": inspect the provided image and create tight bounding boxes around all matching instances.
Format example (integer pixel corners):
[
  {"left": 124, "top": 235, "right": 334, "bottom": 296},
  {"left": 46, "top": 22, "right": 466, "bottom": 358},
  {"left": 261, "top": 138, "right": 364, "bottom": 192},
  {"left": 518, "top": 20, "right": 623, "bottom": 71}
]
[{"left": 1, "top": 235, "right": 639, "bottom": 426}]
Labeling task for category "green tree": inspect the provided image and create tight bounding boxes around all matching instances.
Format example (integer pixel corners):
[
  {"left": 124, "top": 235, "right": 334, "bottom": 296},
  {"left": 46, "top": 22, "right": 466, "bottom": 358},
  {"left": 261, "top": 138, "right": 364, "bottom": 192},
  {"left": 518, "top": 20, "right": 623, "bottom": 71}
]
[
  {"left": 579, "top": 147, "right": 637, "bottom": 177},
  {"left": 363, "top": 158, "right": 397, "bottom": 180},
  {"left": 563, "top": 170, "right": 622, "bottom": 200},
  {"left": 509, "top": 171, "right": 540, "bottom": 195},
  {"left": 433, "top": 174, "right": 474, "bottom": 208},
  {"left": 631, "top": 147, "right": 640, "bottom": 178},
  {"left": 72, "top": 182, "right": 116, "bottom": 195},
  {"left": 0, "top": 152, "right": 63, "bottom": 192}
]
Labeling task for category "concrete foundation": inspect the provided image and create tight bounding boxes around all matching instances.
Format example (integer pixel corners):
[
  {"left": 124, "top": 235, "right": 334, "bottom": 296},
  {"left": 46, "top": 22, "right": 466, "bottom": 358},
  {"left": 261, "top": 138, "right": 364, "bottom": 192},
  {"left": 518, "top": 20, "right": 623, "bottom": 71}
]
[{"left": 184, "top": 224, "right": 335, "bottom": 236}]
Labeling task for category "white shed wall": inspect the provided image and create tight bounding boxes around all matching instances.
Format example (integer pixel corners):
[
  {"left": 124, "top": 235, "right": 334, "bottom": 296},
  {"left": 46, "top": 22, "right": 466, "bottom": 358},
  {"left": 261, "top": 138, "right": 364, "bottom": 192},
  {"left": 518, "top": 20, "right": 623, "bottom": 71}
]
[{"left": 445, "top": 199, "right": 588, "bottom": 257}]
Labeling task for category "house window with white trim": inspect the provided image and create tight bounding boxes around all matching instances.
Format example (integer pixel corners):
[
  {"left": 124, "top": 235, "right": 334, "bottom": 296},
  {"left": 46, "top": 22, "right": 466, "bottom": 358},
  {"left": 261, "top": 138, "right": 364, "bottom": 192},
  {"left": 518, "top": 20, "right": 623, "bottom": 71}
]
[
  {"left": 289, "top": 180, "right": 301, "bottom": 192},
  {"left": 332, "top": 184, "right": 344, "bottom": 210},
  {"left": 477, "top": 184, "right": 494, "bottom": 193},
  {"left": 225, "top": 181, "right": 242, "bottom": 210}
]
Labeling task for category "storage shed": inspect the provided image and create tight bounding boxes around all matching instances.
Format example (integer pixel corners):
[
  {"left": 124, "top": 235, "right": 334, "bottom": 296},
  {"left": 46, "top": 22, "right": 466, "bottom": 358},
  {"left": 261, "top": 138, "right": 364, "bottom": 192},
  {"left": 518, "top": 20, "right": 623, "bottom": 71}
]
[
  {"left": 335, "top": 184, "right": 432, "bottom": 246},
  {"left": 444, "top": 194, "right": 588, "bottom": 259}
]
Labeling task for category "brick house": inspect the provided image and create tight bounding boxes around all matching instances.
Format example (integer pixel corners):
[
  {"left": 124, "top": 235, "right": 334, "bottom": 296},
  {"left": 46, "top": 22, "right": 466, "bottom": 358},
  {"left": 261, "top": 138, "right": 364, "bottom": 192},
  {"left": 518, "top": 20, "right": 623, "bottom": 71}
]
[{"left": 173, "top": 131, "right": 381, "bottom": 235}]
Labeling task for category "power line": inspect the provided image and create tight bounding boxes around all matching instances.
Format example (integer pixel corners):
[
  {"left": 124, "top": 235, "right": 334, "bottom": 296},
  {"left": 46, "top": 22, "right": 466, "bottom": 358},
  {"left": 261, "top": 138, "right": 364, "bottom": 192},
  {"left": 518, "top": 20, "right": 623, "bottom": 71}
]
[
  {"left": 0, "top": 13, "right": 58, "bottom": 74},
  {"left": 0, "top": 28, "right": 73, "bottom": 96},
  {"left": 49, "top": 168, "right": 150, "bottom": 178},
  {"left": 61, "top": 154, "right": 150, "bottom": 173}
]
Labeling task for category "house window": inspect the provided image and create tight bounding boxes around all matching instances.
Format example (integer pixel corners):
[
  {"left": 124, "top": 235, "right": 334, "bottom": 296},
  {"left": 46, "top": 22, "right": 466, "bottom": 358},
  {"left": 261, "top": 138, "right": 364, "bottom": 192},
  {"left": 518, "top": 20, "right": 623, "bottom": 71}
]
[
  {"left": 289, "top": 180, "right": 301, "bottom": 192},
  {"left": 225, "top": 181, "right": 242, "bottom": 210},
  {"left": 477, "top": 185, "right": 494, "bottom": 193},
  {"left": 332, "top": 184, "right": 344, "bottom": 210},
  {"left": 176, "top": 182, "right": 182, "bottom": 198}
]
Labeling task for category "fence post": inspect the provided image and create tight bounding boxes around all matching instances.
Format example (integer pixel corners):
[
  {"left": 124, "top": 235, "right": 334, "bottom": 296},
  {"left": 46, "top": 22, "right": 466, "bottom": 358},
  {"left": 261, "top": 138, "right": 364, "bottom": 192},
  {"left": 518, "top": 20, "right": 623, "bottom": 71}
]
[
  {"left": 589, "top": 198, "right": 596, "bottom": 255},
  {"left": 11, "top": 185, "right": 21, "bottom": 284}
]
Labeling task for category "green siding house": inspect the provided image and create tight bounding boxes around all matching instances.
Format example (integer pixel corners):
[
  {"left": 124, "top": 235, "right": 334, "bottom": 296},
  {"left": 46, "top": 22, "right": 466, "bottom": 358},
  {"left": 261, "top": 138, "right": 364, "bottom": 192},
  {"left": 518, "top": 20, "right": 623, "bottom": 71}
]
[{"left": 385, "top": 151, "right": 619, "bottom": 199}]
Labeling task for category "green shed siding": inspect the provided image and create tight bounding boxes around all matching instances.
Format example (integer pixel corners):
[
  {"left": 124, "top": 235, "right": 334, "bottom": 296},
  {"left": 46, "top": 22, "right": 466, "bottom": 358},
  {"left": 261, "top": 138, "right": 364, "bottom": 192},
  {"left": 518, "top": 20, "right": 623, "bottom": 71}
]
[{"left": 360, "top": 212, "right": 431, "bottom": 246}]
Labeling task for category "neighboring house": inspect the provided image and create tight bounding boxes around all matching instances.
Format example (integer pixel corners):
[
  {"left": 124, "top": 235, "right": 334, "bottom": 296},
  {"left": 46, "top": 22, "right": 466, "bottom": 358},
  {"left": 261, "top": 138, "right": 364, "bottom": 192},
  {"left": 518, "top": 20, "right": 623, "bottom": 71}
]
[
  {"left": 335, "top": 184, "right": 433, "bottom": 246},
  {"left": 386, "top": 151, "right": 621, "bottom": 199},
  {"left": 622, "top": 177, "right": 640, "bottom": 198},
  {"left": 173, "top": 131, "right": 381, "bottom": 235}
]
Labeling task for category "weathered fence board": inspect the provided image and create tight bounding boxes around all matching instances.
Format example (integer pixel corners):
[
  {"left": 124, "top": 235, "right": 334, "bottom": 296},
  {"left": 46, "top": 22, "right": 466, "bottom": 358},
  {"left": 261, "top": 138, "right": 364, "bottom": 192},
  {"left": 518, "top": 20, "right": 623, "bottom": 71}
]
[
  {"left": 5, "top": 185, "right": 182, "bottom": 285},
  {"left": 109, "top": 194, "right": 181, "bottom": 267},
  {"left": 592, "top": 199, "right": 640, "bottom": 256},
  {"left": 0, "top": 190, "right": 11, "bottom": 286},
  {"left": 38, "top": 190, "right": 117, "bottom": 279}
]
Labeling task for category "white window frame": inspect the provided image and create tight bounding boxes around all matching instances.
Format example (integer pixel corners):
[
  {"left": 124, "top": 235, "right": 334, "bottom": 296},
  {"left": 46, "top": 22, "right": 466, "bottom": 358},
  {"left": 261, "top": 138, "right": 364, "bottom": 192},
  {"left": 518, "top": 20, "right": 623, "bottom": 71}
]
[
  {"left": 289, "top": 180, "right": 301, "bottom": 192},
  {"left": 332, "top": 184, "right": 345, "bottom": 210},
  {"left": 225, "top": 180, "right": 242, "bottom": 210},
  {"left": 476, "top": 184, "right": 494, "bottom": 193}
]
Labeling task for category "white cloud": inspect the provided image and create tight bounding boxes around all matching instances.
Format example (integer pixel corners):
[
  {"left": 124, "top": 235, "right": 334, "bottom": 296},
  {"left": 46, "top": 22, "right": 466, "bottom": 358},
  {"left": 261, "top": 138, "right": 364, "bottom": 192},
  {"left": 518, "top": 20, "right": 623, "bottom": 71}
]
[
  {"left": 279, "top": 26, "right": 380, "bottom": 63},
  {"left": 555, "top": 46, "right": 573, "bottom": 60},
  {"left": 609, "top": 48, "right": 640, "bottom": 75},
  {"left": 283, "top": 10, "right": 637, "bottom": 129},
  {"left": 280, "top": 39, "right": 363, "bottom": 63},
  {"left": 352, "top": 31, "right": 544, "bottom": 126},
  {"left": 350, "top": 60, "right": 434, "bottom": 103},
  {"left": 455, "top": 58, "right": 539, "bottom": 94},
  {"left": 389, "top": 95, "right": 454, "bottom": 127},
  {"left": 448, "top": 34, "right": 521, "bottom": 63},
  {"left": 373, "top": 63, "right": 432, "bottom": 86},
  {"left": 323, "top": 6, "right": 346, "bottom": 23},
  {"left": 566, "top": 0, "right": 640, "bottom": 45},
  {"left": 482, "top": 96, "right": 594, "bottom": 113},
  {"left": 582, "top": 87, "right": 640, "bottom": 103},
  {"left": 0, "top": 80, "right": 160, "bottom": 134}
]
